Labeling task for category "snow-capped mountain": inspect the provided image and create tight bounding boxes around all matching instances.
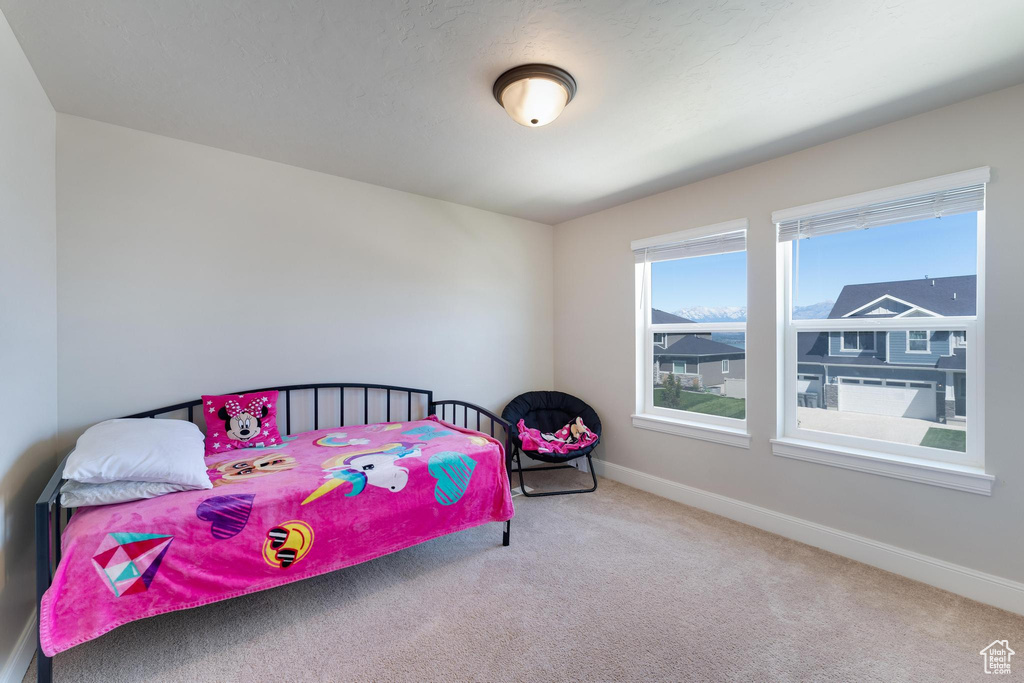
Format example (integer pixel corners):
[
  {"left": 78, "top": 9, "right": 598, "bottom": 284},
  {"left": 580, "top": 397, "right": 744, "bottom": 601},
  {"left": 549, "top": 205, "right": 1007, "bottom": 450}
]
[
  {"left": 672, "top": 306, "right": 746, "bottom": 322},
  {"left": 792, "top": 301, "right": 836, "bottom": 319},
  {"left": 672, "top": 301, "right": 835, "bottom": 322}
]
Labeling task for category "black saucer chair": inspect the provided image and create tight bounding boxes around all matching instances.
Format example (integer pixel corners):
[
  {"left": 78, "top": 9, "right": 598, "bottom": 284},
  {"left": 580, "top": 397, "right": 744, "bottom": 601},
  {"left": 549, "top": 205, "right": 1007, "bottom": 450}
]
[{"left": 501, "top": 391, "right": 601, "bottom": 497}]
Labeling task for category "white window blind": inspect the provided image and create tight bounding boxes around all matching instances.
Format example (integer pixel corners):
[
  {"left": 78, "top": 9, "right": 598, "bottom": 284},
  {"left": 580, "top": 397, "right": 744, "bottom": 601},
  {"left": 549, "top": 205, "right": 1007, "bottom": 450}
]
[
  {"left": 633, "top": 229, "right": 746, "bottom": 263},
  {"left": 775, "top": 167, "right": 989, "bottom": 242}
]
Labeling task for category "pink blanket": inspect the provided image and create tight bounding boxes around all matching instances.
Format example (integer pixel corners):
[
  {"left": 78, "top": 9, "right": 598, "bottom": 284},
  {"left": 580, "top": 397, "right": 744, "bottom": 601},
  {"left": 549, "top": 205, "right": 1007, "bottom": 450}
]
[
  {"left": 516, "top": 417, "right": 598, "bottom": 455},
  {"left": 40, "top": 416, "right": 513, "bottom": 655}
]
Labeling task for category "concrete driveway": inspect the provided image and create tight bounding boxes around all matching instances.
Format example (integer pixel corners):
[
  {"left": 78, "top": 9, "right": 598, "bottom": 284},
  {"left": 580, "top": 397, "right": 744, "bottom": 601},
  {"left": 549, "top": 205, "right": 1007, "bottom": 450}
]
[{"left": 796, "top": 407, "right": 965, "bottom": 447}]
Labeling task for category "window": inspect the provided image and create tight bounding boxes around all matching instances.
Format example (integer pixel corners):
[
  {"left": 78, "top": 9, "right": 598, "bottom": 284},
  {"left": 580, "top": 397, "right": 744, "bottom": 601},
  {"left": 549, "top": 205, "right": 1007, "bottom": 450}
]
[
  {"left": 633, "top": 219, "right": 748, "bottom": 446},
  {"left": 654, "top": 333, "right": 666, "bottom": 348},
  {"left": 841, "top": 331, "right": 875, "bottom": 351},
  {"left": 907, "top": 330, "right": 930, "bottom": 353},
  {"left": 774, "top": 168, "right": 987, "bottom": 484}
]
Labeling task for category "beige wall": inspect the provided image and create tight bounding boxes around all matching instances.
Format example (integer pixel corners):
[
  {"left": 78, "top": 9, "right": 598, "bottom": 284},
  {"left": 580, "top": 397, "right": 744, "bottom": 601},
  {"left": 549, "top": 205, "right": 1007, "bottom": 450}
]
[
  {"left": 56, "top": 115, "right": 554, "bottom": 448},
  {"left": 0, "top": 8, "right": 57, "bottom": 673},
  {"left": 554, "top": 84, "right": 1024, "bottom": 582}
]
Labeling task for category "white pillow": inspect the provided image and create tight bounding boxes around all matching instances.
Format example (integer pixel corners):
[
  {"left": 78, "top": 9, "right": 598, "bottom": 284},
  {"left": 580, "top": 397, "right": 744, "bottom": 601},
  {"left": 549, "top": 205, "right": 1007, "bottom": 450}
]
[
  {"left": 60, "top": 479, "right": 192, "bottom": 508},
  {"left": 63, "top": 418, "right": 212, "bottom": 489}
]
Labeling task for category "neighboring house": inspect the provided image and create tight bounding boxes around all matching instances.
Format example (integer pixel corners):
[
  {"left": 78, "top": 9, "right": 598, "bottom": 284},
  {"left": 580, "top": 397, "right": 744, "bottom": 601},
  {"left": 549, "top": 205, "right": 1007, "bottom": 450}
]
[
  {"left": 798, "top": 275, "right": 972, "bottom": 423},
  {"left": 652, "top": 309, "right": 746, "bottom": 397}
]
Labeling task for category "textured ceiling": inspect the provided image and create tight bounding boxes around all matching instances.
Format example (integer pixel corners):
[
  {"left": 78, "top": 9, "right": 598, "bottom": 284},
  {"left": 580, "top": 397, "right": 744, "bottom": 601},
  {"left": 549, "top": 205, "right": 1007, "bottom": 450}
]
[{"left": 4, "top": 1, "right": 1024, "bottom": 224}]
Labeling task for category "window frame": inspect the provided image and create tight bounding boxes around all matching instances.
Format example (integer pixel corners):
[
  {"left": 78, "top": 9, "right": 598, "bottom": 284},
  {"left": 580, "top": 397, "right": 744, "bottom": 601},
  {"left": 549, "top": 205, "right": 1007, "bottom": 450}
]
[
  {"left": 722, "top": 359, "right": 730, "bottom": 373},
  {"left": 841, "top": 331, "right": 875, "bottom": 352},
  {"left": 774, "top": 183, "right": 985, "bottom": 473},
  {"left": 906, "top": 330, "right": 930, "bottom": 354},
  {"left": 633, "top": 218, "right": 750, "bottom": 443}
]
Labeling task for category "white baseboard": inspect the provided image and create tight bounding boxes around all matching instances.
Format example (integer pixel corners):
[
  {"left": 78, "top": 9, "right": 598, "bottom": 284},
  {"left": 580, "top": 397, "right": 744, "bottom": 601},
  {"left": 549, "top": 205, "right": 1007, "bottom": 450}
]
[
  {"left": 593, "top": 459, "right": 1024, "bottom": 616},
  {"left": 1, "top": 609, "right": 36, "bottom": 683},
  {"left": 569, "top": 456, "right": 591, "bottom": 473}
]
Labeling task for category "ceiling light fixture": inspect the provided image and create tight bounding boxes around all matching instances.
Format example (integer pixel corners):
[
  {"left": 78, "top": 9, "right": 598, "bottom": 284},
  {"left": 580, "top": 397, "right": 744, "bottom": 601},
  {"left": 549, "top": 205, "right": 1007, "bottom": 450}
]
[{"left": 492, "top": 64, "right": 577, "bottom": 128}]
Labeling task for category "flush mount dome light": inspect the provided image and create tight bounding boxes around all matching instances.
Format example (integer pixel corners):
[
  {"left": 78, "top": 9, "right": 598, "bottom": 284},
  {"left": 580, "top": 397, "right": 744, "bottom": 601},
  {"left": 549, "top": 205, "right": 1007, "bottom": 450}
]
[{"left": 493, "top": 64, "right": 577, "bottom": 127}]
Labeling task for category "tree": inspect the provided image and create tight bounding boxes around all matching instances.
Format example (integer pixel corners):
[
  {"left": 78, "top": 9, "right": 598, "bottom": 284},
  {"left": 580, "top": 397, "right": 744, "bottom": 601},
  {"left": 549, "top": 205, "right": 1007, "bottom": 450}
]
[{"left": 662, "top": 373, "right": 683, "bottom": 409}]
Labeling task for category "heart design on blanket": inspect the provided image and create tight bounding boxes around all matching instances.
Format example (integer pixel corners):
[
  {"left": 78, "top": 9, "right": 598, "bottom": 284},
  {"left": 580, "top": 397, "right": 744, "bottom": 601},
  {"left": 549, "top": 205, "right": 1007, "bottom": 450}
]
[
  {"left": 196, "top": 494, "right": 255, "bottom": 539},
  {"left": 428, "top": 451, "right": 476, "bottom": 506}
]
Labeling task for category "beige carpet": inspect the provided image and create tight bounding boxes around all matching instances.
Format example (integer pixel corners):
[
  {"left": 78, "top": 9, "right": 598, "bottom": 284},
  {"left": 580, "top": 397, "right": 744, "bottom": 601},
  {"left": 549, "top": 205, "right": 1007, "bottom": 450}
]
[{"left": 24, "top": 469, "right": 1024, "bottom": 682}]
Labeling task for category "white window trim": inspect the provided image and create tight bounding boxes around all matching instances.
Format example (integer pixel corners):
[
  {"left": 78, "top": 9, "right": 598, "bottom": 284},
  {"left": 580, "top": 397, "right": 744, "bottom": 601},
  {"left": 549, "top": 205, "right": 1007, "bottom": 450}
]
[
  {"left": 770, "top": 438, "right": 992, "bottom": 495},
  {"left": 774, "top": 181, "right": 986, "bottom": 485},
  {"left": 906, "top": 330, "right": 931, "bottom": 354},
  {"left": 672, "top": 361, "right": 693, "bottom": 375},
  {"left": 722, "top": 359, "right": 730, "bottom": 373},
  {"left": 772, "top": 167, "right": 990, "bottom": 225},
  {"left": 633, "top": 413, "right": 751, "bottom": 448},
  {"left": 634, "top": 218, "right": 749, "bottom": 447},
  {"left": 841, "top": 331, "right": 875, "bottom": 352}
]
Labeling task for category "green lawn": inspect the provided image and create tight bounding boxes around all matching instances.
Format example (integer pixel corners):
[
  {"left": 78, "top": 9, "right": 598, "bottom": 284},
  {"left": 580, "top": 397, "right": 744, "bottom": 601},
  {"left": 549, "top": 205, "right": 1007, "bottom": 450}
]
[
  {"left": 920, "top": 427, "right": 966, "bottom": 452},
  {"left": 654, "top": 388, "right": 746, "bottom": 419}
]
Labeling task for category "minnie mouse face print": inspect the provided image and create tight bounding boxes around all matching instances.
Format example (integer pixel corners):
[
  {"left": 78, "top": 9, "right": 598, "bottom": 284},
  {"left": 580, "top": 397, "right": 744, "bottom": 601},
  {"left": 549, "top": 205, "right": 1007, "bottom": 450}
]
[{"left": 219, "top": 396, "right": 270, "bottom": 443}]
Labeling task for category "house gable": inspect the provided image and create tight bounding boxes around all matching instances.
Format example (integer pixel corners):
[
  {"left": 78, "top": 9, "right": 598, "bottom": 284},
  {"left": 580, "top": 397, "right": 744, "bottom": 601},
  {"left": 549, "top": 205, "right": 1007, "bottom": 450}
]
[
  {"left": 841, "top": 294, "right": 940, "bottom": 319},
  {"left": 828, "top": 275, "right": 976, "bottom": 319}
]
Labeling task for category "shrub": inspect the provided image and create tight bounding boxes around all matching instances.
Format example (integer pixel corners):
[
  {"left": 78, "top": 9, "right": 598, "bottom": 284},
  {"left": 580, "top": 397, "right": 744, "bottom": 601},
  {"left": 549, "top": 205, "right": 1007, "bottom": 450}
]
[{"left": 662, "top": 373, "right": 683, "bottom": 409}]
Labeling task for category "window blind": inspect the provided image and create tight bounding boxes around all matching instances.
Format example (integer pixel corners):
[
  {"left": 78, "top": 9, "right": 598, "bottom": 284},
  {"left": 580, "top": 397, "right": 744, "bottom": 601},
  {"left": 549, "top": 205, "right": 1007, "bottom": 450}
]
[
  {"left": 776, "top": 181, "right": 986, "bottom": 243},
  {"left": 633, "top": 229, "right": 746, "bottom": 264}
]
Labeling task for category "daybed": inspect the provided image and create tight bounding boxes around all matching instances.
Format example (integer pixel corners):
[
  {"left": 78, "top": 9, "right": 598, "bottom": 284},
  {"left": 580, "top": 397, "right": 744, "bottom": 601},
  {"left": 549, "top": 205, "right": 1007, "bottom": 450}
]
[{"left": 35, "top": 383, "right": 513, "bottom": 683}]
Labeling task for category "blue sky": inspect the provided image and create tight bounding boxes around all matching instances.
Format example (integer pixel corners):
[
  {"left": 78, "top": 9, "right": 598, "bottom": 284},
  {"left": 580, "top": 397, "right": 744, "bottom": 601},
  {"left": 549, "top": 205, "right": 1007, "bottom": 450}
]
[
  {"left": 652, "top": 251, "right": 746, "bottom": 310},
  {"left": 651, "top": 213, "right": 977, "bottom": 312}
]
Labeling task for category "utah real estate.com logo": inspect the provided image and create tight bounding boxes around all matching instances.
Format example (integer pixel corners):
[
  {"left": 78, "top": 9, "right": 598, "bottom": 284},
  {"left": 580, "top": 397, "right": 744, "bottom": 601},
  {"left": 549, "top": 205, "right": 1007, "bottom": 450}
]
[{"left": 980, "top": 640, "right": 1014, "bottom": 675}]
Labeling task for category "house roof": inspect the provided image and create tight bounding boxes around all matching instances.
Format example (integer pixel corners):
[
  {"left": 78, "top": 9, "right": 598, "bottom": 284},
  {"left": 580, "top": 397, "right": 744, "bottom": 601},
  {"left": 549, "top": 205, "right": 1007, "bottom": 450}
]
[
  {"left": 936, "top": 348, "right": 967, "bottom": 370},
  {"left": 655, "top": 335, "right": 744, "bottom": 357},
  {"left": 829, "top": 275, "right": 976, "bottom": 318},
  {"left": 798, "top": 332, "right": 966, "bottom": 370},
  {"left": 652, "top": 309, "right": 694, "bottom": 324}
]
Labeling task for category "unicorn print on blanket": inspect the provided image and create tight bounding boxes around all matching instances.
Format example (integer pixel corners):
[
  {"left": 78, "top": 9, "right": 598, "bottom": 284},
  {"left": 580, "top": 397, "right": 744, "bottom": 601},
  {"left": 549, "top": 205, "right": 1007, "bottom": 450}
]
[{"left": 302, "top": 442, "right": 425, "bottom": 504}]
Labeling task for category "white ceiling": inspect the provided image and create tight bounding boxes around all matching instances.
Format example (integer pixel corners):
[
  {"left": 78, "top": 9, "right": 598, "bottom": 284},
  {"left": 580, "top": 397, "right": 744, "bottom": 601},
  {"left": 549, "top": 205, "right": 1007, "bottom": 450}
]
[{"left": 4, "top": 1, "right": 1024, "bottom": 225}]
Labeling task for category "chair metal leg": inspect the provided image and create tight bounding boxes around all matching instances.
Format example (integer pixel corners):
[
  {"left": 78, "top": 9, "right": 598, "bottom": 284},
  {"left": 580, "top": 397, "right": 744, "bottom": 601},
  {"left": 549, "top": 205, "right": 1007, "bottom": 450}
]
[
  {"left": 502, "top": 520, "right": 510, "bottom": 546},
  {"left": 515, "top": 448, "right": 598, "bottom": 497}
]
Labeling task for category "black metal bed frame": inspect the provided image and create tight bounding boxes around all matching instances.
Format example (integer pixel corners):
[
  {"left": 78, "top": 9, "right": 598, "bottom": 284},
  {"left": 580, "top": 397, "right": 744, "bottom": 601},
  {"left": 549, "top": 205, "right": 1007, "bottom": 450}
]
[{"left": 34, "top": 383, "right": 512, "bottom": 683}]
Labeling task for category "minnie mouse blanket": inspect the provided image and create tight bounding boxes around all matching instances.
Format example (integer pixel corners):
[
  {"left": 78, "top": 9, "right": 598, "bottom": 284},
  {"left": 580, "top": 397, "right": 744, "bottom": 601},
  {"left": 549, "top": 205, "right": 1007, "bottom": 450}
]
[
  {"left": 516, "top": 417, "right": 598, "bottom": 455},
  {"left": 39, "top": 416, "right": 513, "bottom": 655}
]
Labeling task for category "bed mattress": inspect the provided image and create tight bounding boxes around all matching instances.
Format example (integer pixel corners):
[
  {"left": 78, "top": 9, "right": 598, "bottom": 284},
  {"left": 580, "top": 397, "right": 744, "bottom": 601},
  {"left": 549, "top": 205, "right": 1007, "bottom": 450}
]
[{"left": 40, "top": 416, "right": 514, "bottom": 655}]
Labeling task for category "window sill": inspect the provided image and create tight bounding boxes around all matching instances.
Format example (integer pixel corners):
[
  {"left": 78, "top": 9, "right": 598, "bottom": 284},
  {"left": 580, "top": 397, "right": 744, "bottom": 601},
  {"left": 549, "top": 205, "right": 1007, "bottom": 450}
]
[
  {"left": 770, "top": 437, "right": 993, "bottom": 495},
  {"left": 632, "top": 414, "right": 751, "bottom": 449}
]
